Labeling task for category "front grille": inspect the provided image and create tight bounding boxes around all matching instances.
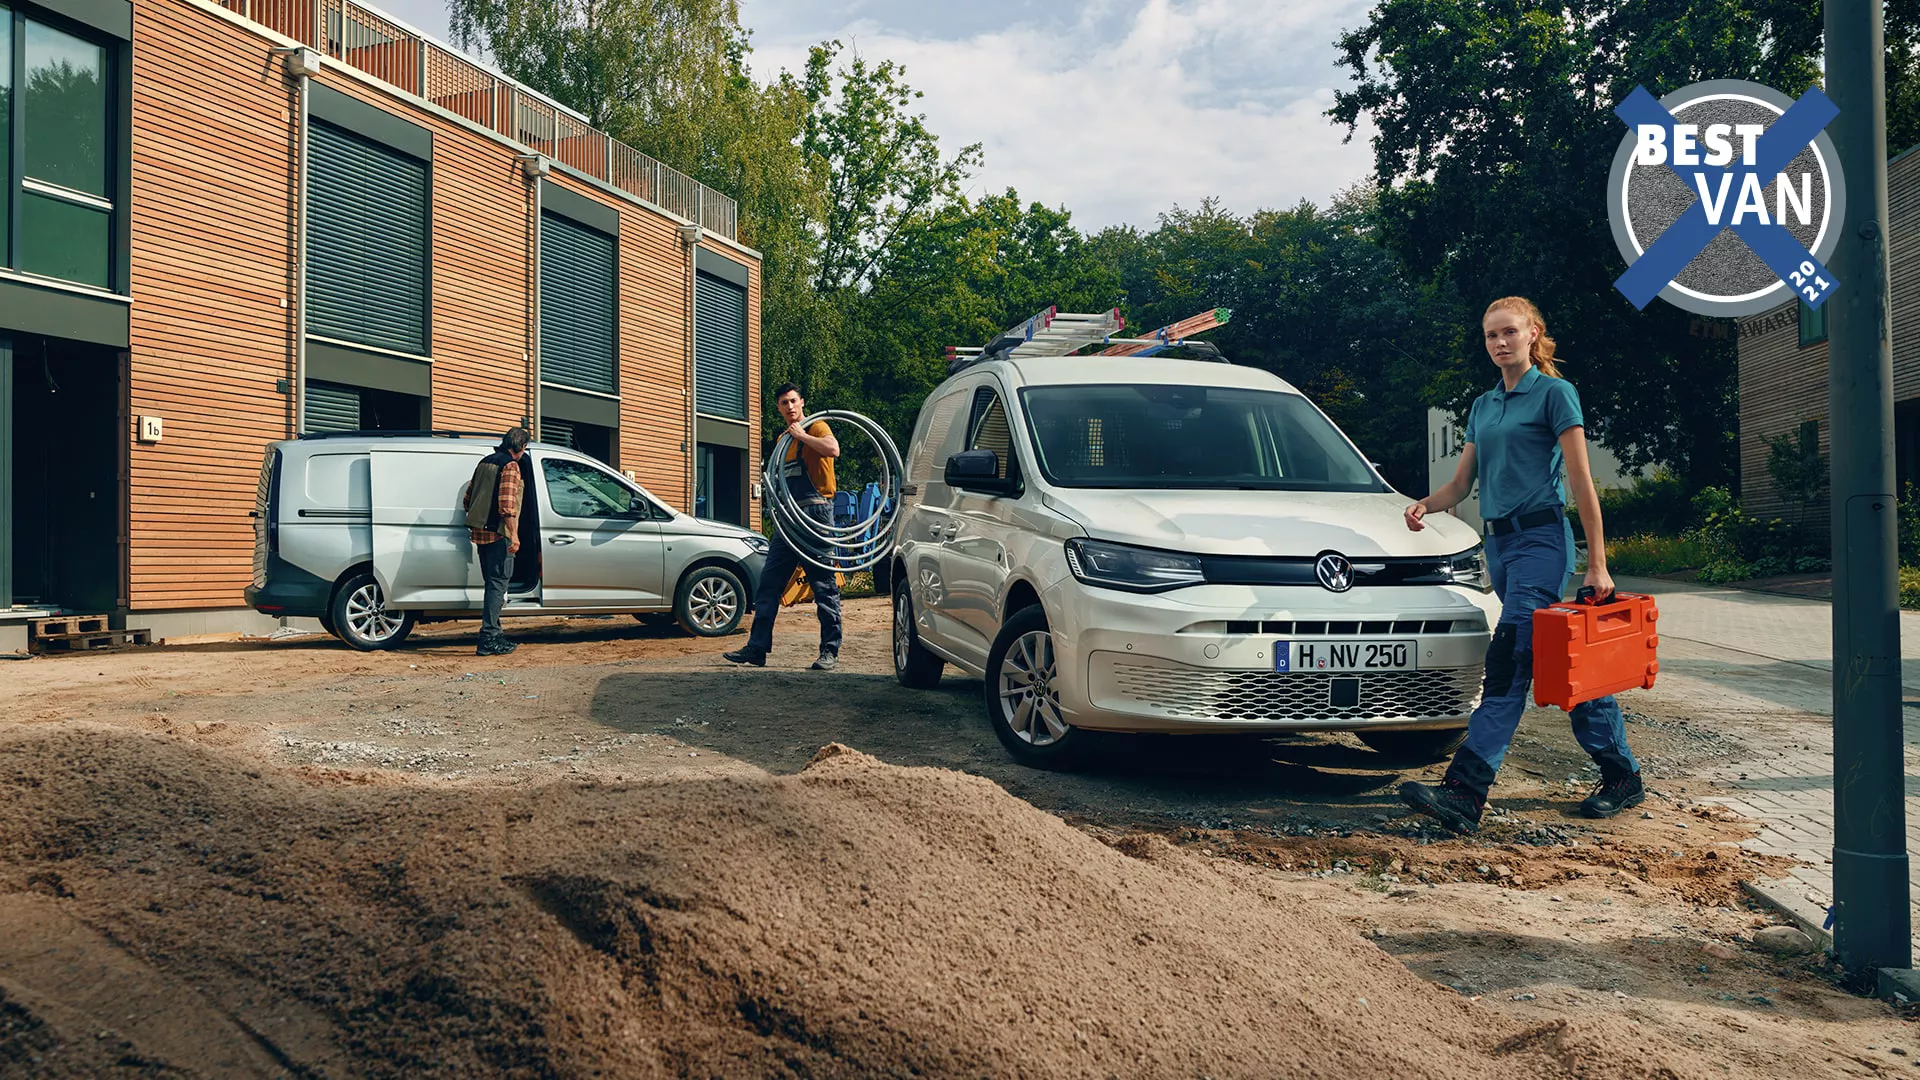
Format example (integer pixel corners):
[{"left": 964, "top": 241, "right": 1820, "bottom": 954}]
[
  {"left": 1222, "top": 618, "right": 1465, "bottom": 635},
  {"left": 1104, "top": 661, "right": 1483, "bottom": 724}
]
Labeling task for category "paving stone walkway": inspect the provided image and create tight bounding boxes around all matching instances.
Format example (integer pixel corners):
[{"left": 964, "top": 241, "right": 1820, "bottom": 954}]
[{"left": 1617, "top": 576, "right": 1920, "bottom": 954}]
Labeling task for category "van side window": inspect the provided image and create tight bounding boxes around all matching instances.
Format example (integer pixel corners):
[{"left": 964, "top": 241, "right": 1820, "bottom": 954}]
[
  {"left": 543, "top": 458, "right": 637, "bottom": 518},
  {"left": 965, "top": 386, "right": 1018, "bottom": 483},
  {"left": 909, "top": 389, "right": 969, "bottom": 485}
]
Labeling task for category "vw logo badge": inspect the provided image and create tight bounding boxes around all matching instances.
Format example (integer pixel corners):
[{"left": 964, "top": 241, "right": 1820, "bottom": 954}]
[{"left": 1315, "top": 552, "right": 1354, "bottom": 593}]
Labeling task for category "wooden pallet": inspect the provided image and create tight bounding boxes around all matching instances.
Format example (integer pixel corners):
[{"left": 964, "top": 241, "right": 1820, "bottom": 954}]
[
  {"left": 31, "top": 629, "right": 152, "bottom": 654},
  {"left": 29, "top": 616, "right": 108, "bottom": 640}
]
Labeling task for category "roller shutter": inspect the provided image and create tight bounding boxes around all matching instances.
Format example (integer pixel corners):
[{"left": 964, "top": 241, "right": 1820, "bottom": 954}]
[
  {"left": 694, "top": 270, "right": 746, "bottom": 420},
  {"left": 540, "top": 211, "right": 616, "bottom": 394},
  {"left": 305, "top": 381, "right": 362, "bottom": 433},
  {"left": 542, "top": 417, "right": 577, "bottom": 450},
  {"left": 307, "top": 121, "right": 429, "bottom": 355}
]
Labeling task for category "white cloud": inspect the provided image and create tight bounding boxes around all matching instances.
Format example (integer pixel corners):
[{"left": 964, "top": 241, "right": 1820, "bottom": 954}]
[{"left": 744, "top": 0, "right": 1380, "bottom": 229}]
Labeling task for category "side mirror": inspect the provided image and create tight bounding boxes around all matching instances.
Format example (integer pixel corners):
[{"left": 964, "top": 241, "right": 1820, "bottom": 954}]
[{"left": 944, "top": 449, "right": 1008, "bottom": 492}]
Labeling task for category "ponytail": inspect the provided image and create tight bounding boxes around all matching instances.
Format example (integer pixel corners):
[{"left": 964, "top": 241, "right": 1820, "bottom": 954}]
[{"left": 1484, "top": 296, "right": 1561, "bottom": 378}]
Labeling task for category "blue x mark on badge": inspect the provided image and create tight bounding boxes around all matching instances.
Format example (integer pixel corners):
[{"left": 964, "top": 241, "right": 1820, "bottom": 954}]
[{"left": 1612, "top": 86, "right": 1840, "bottom": 311}]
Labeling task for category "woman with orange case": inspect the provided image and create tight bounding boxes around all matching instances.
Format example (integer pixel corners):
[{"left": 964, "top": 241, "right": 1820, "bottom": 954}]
[{"left": 1396, "top": 298, "right": 1646, "bottom": 836}]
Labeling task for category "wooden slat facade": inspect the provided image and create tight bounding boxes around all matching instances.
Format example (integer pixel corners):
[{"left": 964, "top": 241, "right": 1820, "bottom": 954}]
[
  {"left": 123, "top": 0, "right": 761, "bottom": 611},
  {"left": 1738, "top": 146, "right": 1920, "bottom": 528}
]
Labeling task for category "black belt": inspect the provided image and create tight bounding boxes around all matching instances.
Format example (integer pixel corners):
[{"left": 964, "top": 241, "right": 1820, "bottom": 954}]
[{"left": 1485, "top": 506, "right": 1563, "bottom": 536}]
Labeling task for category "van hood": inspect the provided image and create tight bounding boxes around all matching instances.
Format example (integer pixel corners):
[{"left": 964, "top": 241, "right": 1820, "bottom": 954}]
[
  {"left": 1042, "top": 488, "right": 1483, "bottom": 558},
  {"left": 673, "top": 516, "right": 766, "bottom": 543}
]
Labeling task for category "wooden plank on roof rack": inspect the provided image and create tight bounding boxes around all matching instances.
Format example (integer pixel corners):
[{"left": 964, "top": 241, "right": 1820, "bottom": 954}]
[{"left": 1098, "top": 307, "right": 1231, "bottom": 356}]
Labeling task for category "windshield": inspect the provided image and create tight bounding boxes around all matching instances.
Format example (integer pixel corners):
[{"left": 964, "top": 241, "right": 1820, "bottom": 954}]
[{"left": 1018, "top": 384, "right": 1384, "bottom": 491}]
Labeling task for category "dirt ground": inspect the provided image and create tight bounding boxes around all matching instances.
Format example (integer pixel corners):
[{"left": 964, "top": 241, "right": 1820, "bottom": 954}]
[{"left": 1, "top": 597, "right": 1913, "bottom": 1077}]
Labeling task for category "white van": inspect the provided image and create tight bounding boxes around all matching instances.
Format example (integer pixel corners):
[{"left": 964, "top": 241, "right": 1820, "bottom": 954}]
[
  {"left": 886, "top": 355, "right": 1500, "bottom": 767},
  {"left": 247, "top": 432, "right": 767, "bottom": 649}
]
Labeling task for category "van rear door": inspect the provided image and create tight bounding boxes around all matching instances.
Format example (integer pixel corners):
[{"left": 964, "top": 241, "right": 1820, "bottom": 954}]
[{"left": 370, "top": 448, "right": 489, "bottom": 607}]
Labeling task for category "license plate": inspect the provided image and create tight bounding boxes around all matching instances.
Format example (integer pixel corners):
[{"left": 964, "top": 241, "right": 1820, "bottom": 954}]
[{"left": 1276, "top": 640, "right": 1417, "bottom": 673}]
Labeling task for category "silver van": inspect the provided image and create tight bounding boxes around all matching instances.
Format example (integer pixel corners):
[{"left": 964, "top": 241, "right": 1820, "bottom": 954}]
[{"left": 246, "top": 432, "right": 767, "bottom": 650}]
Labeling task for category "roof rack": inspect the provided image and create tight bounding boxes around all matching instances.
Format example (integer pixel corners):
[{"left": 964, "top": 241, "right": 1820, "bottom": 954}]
[
  {"left": 944, "top": 305, "right": 1232, "bottom": 375},
  {"left": 296, "top": 429, "right": 500, "bottom": 441}
]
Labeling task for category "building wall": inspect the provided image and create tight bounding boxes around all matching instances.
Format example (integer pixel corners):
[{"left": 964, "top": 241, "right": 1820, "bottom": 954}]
[
  {"left": 1426, "top": 404, "right": 1642, "bottom": 532},
  {"left": 1737, "top": 144, "right": 1920, "bottom": 527},
  {"left": 122, "top": 0, "right": 760, "bottom": 612},
  {"left": 129, "top": 0, "right": 297, "bottom": 610}
]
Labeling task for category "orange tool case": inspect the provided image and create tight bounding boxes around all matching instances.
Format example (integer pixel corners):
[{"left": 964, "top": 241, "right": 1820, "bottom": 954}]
[{"left": 1532, "top": 590, "right": 1660, "bottom": 710}]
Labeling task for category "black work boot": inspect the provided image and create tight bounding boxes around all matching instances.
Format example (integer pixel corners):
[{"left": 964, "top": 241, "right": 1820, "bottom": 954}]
[
  {"left": 1580, "top": 771, "right": 1645, "bottom": 818},
  {"left": 1399, "top": 750, "right": 1495, "bottom": 836},
  {"left": 477, "top": 631, "right": 514, "bottom": 656},
  {"left": 1398, "top": 780, "right": 1485, "bottom": 836},
  {"left": 722, "top": 647, "right": 766, "bottom": 667}
]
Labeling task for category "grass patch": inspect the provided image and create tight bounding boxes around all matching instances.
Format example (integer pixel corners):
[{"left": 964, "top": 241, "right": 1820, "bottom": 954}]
[{"left": 1605, "top": 534, "right": 1711, "bottom": 576}]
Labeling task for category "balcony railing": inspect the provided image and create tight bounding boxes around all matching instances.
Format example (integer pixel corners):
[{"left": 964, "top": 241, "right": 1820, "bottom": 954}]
[{"left": 223, "top": 0, "right": 740, "bottom": 240}]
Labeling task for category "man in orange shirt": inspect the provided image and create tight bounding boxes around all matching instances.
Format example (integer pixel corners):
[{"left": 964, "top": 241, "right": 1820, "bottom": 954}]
[{"left": 726, "top": 384, "right": 843, "bottom": 670}]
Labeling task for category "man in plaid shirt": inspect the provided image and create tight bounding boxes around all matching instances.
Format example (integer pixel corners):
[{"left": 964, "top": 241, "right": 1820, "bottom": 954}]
[{"left": 463, "top": 427, "right": 531, "bottom": 655}]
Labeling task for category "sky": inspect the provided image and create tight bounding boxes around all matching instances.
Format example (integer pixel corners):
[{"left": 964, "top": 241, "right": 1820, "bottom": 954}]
[{"left": 376, "top": 0, "right": 1381, "bottom": 230}]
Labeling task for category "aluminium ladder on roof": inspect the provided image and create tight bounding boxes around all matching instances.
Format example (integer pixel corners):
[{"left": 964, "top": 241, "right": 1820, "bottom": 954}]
[
  {"left": 946, "top": 306, "right": 1127, "bottom": 363},
  {"left": 943, "top": 305, "right": 1231, "bottom": 373}
]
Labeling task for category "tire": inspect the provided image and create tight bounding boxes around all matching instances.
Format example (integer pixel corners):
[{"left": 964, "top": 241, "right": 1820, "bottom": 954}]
[
  {"left": 871, "top": 557, "right": 895, "bottom": 597},
  {"left": 891, "top": 578, "right": 944, "bottom": 689},
  {"left": 633, "top": 611, "right": 679, "bottom": 629},
  {"left": 317, "top": 611, "right": 339, "bottom": 639},
  {"left": 983, "top": 604, "right": 1085, "bottom": 768},
  {"left": 330, "top": 571, "right": 416, "bottom": 651},
  {"left": 1358, "top": 727, "right": 1469, "bottom": 764},
  {"left": 675, "top": 565, "right": 746, "bottom": 637}
]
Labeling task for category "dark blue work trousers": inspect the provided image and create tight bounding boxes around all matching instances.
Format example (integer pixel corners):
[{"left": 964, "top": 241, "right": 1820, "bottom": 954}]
[
  {"left": 745, "top": 501, "right": 843, "bottom": 658},
  {"left": 1454, "top": 517, "right": 1640, "bottom": 788}
]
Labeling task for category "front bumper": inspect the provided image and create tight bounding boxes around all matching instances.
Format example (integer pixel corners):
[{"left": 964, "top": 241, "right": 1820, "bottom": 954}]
[{"left": 1046, "top": 580, "right": 1497, "bottom": 734}]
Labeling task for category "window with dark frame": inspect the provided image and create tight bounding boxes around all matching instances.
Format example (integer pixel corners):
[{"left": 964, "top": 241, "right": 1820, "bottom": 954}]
[
  {"left": 1798, "top": 300, "right": 1828, "bottom": 347},
  {"left": 7, "top": 8, "right": 117, "bottom": 290}
]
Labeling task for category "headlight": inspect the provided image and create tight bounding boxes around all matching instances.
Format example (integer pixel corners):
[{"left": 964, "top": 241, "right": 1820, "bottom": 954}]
[
  {"left": 1064, "top": 538, "right": 1205, "bottom": 592},
  {"left": 1442, "top": 545, "right": 1491, "bottom": 592},
  {"left": 742, "top": 534, "right": 770, "bottom": 554}
]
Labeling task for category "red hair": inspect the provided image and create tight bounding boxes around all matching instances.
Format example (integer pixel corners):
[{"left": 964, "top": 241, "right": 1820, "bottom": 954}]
[{"left": 1484, "top": 296, "right": 1562, "bottom": 378}]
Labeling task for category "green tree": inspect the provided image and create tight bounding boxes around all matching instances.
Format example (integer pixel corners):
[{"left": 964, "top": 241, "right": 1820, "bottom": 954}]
[
  {"left": 792, "top": 43, "right": 983, "bottom": 297},
  {"left": 449, "top": 0, "right": 741, "bottom": 133}
]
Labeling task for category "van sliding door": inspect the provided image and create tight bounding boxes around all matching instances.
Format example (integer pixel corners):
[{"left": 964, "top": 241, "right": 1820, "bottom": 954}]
[{"left": 369, "top": 449, "right": 490, "bottom": 608}]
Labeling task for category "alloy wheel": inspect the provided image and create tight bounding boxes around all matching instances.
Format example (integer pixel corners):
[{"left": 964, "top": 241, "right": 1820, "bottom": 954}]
[
  {"left": 345, "top": 583, "right": 404, "bottom": 643},
  {"left": 688, "top": 574, "right": 739, "bottom": 632},
  {"left": 893, "top": 590, "right": 912, "bottom": 671},
  {"left": 996, "top": 629, "right": 1067, "bottom": 746}
]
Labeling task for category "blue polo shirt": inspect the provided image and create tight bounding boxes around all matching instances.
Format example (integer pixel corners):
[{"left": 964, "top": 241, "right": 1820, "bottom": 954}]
[{"left": 1463, "top": 366, "right": 1585, "bottom": 522}]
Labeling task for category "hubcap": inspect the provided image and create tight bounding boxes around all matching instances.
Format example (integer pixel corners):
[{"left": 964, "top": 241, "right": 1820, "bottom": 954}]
[
  {"left": 996, "top": 629, "right": 1067, "bottom": 746},
  {"left": 688, "top": 575, "right": 739, "bottom": 631},
  {"left": 345, "top": 583, "right": 403, "bottom": 642},
  {"left": 893, "top": 591, "right": 912, "bottom": 670}
]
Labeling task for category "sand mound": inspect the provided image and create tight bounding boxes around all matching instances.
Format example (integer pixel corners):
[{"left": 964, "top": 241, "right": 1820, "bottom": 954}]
[{"left": 0, "top": 728, "right": 1712, "bottom": 1077}]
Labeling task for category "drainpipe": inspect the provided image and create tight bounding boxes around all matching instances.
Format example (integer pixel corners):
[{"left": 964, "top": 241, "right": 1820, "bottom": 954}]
[
  {"left": 680, "top": 221, "right": 701, "bottom": 509},
  {"left": 275, "top": 47, "right": 322, "bottom": 434},
  {"left": 518, "top": 155, "right": 548, "bottom": 438}
]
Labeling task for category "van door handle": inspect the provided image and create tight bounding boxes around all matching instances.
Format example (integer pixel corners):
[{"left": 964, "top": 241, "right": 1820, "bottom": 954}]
[
  {"left": 941, "top": 522, "right": 959, "bottom": 542},
  {"left": 548, "top": 535, "right": 577, "bottom": 546}
]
